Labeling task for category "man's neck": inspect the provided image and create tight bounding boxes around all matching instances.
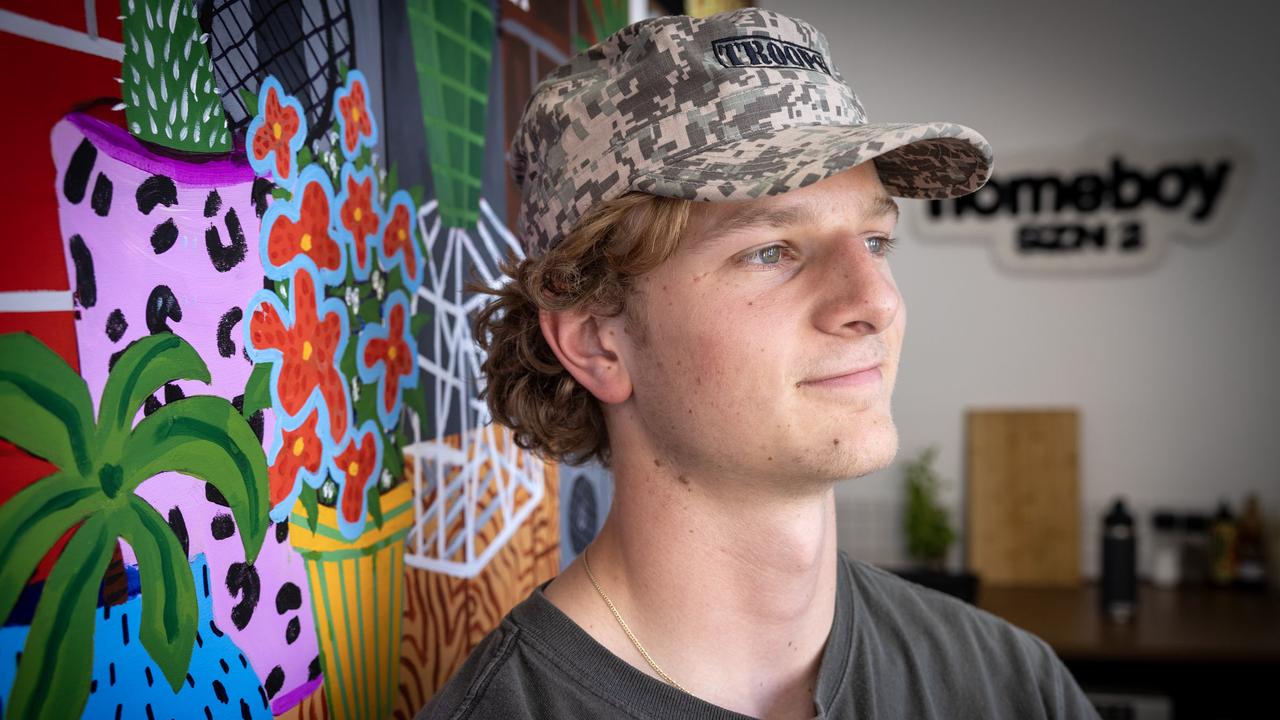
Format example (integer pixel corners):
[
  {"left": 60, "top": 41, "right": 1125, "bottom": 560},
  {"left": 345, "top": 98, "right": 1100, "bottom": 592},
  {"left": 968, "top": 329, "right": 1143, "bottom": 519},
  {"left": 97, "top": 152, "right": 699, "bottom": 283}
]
[{"left": 544, "top": 450, "right": 840, "bottom": 720}]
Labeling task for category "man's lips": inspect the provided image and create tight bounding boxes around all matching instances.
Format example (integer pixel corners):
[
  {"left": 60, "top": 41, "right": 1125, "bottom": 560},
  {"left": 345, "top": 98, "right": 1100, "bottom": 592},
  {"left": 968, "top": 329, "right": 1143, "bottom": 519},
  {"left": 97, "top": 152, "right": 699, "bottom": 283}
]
[{"left": 800, "top": 363, "right": 883, "bottom": 387}]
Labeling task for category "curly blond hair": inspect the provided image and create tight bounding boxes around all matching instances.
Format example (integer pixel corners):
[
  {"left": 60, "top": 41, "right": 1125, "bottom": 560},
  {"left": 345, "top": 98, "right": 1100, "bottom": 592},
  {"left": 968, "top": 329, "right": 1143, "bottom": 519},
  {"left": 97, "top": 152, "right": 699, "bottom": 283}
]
[{"left": 471, "top": 192, "right": 695, "bottom": 467}]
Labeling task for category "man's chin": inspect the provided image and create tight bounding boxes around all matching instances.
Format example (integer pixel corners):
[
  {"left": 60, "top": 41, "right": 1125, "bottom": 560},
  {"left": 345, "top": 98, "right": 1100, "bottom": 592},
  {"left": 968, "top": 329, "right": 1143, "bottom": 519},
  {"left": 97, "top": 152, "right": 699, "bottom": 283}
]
[{"left": 826, "top": 418, "right": 899, "bottom": 480}]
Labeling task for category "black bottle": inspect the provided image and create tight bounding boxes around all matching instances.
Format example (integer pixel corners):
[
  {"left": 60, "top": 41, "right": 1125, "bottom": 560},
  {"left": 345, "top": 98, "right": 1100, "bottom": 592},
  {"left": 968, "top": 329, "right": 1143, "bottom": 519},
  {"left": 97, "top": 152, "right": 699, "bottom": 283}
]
[{"left": 1100, "top": 497, "right": 1138, "bottom": 623}]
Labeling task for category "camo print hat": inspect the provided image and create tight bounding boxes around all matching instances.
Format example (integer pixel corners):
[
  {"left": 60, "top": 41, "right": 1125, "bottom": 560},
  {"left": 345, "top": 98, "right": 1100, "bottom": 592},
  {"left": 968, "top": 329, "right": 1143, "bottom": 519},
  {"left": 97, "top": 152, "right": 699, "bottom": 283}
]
[{"left": 509, "top": 7, "right": 994, "bottom": 257}]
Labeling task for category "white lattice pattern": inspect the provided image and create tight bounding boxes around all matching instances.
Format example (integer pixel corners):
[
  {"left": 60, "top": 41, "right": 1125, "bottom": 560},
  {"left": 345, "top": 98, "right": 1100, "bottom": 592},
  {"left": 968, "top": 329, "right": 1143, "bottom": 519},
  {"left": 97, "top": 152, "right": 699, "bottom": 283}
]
[{"left": 404, "top": 197, "right": 546, "bottom": 578}]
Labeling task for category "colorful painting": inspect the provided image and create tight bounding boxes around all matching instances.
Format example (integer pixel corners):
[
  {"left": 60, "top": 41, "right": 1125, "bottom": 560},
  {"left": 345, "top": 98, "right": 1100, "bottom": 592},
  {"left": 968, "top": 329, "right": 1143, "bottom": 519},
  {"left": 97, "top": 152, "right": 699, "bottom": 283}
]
[{"left": 0, "top": 1, "right": 629, "bottom": 717}]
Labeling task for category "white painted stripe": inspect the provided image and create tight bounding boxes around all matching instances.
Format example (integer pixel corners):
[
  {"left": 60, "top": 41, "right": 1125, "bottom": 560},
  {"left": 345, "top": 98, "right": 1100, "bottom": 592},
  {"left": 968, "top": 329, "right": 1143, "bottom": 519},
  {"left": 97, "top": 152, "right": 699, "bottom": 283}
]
[
  {"left": 84, "top": 0, "right": 98, "bottom": 40},
  {"left": 0, "top": 9, "right": 124, "bottom": 60},
  {"left": 0, "top": 290, "right": 75, "bottom": 313}
]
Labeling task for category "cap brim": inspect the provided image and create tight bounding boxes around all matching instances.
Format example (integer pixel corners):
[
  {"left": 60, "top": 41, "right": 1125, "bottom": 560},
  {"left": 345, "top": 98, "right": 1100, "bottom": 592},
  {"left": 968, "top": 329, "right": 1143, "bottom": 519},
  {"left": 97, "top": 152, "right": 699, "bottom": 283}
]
[{"left": 631, "top": 121, "right": 993, "bottom": 202}]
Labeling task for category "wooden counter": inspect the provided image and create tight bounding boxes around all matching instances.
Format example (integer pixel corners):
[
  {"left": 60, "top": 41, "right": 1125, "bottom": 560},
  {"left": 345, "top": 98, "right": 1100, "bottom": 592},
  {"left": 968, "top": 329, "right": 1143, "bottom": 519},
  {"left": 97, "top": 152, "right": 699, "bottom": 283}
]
[
  {"left": 976, "top": 581, "right": 1280, "bottom": 719},
  {"left": 977, "top": 581, "right": 1280, "bottom": 663}
]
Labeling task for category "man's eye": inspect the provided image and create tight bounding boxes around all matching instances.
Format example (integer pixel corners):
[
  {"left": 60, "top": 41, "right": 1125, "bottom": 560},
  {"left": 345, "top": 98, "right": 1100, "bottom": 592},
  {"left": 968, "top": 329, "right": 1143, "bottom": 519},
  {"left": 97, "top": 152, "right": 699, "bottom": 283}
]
[
  {"left": 744, "top": 245, "right": 788, "bottom": 266},
  {"left": 867, "top": 236, "right": 898, "bottom": 256}
]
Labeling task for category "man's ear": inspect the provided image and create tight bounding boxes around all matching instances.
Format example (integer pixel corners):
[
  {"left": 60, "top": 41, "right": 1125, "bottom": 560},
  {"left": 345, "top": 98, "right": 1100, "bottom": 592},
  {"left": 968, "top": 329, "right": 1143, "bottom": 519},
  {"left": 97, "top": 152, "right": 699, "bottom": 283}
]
[{"left": 539, "top": 307, "right": 633, "bottom": 405}]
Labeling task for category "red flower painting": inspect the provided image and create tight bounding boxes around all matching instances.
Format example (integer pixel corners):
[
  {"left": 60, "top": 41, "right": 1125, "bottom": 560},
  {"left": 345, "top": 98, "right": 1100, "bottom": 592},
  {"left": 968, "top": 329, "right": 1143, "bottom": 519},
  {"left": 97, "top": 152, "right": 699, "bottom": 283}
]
[
  {"left": 334, "top": 429, "right": 379, "bottom": 524},
  {"left": 247, "top": 267, "right": 351, "bottom": 444},
  {"left": 268, "top": 409, "right": 325, "bottom": 507},
  {"left": 339, "top": 169, "right": 381, "bottom": 275},
  {"left": 250, "top": 80, "right": 304, "bottom": 180},
  {"left": 362, "top": 301, "right": 414, "bottom": 421},
  {"left": 381, "top": 201, "right": 416, "bottom": 274},
  {"left": 264, "top": 168, "right": 345, "bottom": 279},
  {"left": 334, "top": 70, "right": 377, "bottom": 159}
]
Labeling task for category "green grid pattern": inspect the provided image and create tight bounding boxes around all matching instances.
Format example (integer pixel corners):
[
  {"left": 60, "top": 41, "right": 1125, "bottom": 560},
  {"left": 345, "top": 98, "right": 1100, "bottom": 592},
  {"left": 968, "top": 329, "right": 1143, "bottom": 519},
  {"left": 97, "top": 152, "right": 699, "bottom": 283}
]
[{"left": 407, "top": 0, "right": 495, "bottom": 229}]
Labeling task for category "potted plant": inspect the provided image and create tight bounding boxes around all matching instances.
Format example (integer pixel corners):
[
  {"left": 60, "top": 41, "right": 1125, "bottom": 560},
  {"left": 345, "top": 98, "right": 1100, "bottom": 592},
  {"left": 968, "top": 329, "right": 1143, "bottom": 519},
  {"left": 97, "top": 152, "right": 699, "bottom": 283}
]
[
  {"left": 893, "top": 445, "right": 979, "bottom": 603},
  {"left": 0, "top": 332, "right": 268, "bottom": 719},
  {"left": 241, "top": 65, "right": 428, "bottom": 719}
]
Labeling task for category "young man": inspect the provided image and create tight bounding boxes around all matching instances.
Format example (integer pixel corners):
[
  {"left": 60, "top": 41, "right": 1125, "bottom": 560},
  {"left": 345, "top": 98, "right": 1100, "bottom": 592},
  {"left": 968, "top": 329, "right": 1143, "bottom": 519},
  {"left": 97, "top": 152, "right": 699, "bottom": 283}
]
[{"left": 421, "top": 8, "right": 1100, "bottom": 720}]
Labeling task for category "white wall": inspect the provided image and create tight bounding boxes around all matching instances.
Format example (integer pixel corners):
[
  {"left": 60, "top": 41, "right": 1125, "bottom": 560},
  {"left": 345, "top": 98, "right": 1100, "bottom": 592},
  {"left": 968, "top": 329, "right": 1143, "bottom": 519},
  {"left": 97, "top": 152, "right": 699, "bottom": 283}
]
[{"left": 758, "top": 0, "right": 1280, "bottom": 578}]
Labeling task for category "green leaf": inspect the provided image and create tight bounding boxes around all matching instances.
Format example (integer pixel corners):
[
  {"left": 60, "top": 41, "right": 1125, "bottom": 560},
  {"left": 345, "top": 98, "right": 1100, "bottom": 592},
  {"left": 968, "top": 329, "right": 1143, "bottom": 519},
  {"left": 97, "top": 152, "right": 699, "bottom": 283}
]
[
  {"left": 299, "top": 483, "right": 319, "bottom": 534},
  {"left": 96, "top": 334, "right": 211, "bottom": 442},
  {"left": 241, "top": 363, "right": 273, "bottom": 417},
  {"left": 340, "top": 340, "right": 357, "bottom": 384},
  {"left": 271, "top": 186, "right": 293, "bottom": 201},
  {"left": 120, "top": 396, "right": 269, "bottom": 564},
  {"left": 387, "top": 163, "right": 399, "bottom": 203},
  {"left": 6, "top": 514, "right": 114, "bottom": 720},
  {"left": 238, "top": 87, "right": 260, "bottom": 118},
  {"left": 0, "top": 472, "right": 101, "bottom": 626},
  {"left": 0, "top": 333, "right": 95, "bottom": 476},
  {"left": 116, "top": 496, "right": 197, "bottom": 692},
  {"left": 366, "top": 483, "right": 383, "bottom": 530},
  {"left": 297, "top": 146, "right": 313, "bottom": 169},
  {"left": 410, "top": 308, "right": 431, "bottom": 337},
  {"left": 409, "top": 184, "right": 425, "bottom": 210},
  {"left": 383, "top": 439, "right": 404, "bottom": 479},
  {"left": 358, "top": 293, "right": 381, "bottom": 324},
  {"left": 355, "top": 383, "right": 378, "bottom": 427}
]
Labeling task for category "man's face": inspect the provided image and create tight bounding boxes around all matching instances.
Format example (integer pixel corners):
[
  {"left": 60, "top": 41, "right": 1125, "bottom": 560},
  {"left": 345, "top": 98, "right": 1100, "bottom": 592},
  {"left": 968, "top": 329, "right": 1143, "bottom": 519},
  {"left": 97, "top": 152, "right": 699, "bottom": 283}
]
[{"left": 610, "top": 161, "right": 905, "bottom": 495}]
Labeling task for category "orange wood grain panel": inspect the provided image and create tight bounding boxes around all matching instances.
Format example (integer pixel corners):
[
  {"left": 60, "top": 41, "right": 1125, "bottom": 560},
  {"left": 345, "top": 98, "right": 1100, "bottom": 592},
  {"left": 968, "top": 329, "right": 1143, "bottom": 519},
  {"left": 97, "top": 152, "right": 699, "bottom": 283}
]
[
  {"left": 966, "top": 409, "right": 1081, "bottom": 587},
  {"left": 392, "top": 457, "right": 561, "bottom": 718}
]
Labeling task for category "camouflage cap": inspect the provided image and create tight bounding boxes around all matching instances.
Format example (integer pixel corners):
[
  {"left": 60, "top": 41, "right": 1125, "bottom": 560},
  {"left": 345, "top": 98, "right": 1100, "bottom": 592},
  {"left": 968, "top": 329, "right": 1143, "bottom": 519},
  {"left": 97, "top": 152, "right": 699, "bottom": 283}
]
[{"left": 509, "top": 7, "right": 994, "bottom": 257}]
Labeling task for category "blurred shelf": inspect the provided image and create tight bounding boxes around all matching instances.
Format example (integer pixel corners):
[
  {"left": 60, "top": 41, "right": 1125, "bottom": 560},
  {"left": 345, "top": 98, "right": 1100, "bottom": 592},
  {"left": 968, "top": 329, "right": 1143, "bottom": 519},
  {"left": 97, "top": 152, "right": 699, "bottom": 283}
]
[{"left": 976, "top": 581, "right": 1280, "bottom": 663}]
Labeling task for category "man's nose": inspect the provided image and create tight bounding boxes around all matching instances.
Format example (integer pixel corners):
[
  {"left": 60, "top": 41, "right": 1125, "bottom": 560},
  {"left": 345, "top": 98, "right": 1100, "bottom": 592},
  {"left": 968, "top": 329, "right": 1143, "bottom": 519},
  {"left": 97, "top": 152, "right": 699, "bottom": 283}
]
[{"left": 810, "top": 238, "right": 901, "bottom": 336}]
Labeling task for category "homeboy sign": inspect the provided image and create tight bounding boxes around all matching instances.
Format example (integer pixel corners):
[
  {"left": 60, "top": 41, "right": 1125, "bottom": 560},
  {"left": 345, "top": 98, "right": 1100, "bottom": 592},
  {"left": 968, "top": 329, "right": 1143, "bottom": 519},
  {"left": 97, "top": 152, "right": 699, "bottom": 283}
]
[{"left": 908, "top": 140, "right": 1248, "bottom": 272}]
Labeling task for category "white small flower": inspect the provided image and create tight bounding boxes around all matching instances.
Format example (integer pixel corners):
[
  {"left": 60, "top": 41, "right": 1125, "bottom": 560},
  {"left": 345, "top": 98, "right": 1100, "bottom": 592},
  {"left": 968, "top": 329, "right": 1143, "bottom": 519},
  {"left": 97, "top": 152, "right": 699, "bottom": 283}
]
[
  {"left": 351, "top": 378, "right": 361, "bottom": 402},
  {"left": 344, "top": 285, "right": 360, "bottom": 314},
  {"left": 371, "top": 270, "right": 385, "bottom": 300},
  {"left": 380, "top": 468, "right": 394, "bottom": 490},
  {"left": 319, "top": 480, "right": 337, "bottom": 503}
]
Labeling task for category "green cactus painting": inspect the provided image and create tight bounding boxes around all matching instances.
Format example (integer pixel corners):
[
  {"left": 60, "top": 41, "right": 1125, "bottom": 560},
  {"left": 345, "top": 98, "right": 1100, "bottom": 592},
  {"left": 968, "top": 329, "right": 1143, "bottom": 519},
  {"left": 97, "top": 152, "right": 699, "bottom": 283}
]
[{"left": 120, "top": 0, "right": 231, "bottom": 152}]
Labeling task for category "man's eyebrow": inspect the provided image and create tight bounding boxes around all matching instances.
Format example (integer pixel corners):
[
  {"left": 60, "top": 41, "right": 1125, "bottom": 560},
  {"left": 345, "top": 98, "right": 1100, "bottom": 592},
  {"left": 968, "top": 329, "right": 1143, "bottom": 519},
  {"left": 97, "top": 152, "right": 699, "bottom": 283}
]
[
  {"left": 690, "top": 194, "right": 899, "bottom": 251},
  {"left": 865, "top": 194, "right": 900, "bottom": 222}
]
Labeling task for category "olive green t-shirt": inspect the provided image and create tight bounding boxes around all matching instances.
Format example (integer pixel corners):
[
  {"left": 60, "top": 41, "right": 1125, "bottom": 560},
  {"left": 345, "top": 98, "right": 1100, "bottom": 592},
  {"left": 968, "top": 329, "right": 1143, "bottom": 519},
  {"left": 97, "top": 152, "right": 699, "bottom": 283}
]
[{"left": 417, "top": 551, "right": 1101, "bottom": 719}]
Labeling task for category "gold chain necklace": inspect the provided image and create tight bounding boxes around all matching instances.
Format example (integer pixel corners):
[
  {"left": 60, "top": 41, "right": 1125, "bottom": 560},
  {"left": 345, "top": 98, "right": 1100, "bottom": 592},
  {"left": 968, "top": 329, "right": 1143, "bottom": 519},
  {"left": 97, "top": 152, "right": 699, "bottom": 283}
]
[{"left": 582, "top": 546, "right": 689, "bottom": 693}]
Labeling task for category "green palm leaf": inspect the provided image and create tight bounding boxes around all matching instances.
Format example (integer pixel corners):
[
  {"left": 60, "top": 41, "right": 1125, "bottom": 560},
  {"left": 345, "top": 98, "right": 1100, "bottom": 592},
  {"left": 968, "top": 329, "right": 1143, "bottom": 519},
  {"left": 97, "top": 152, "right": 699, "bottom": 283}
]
[
  {"left": 0, "top": 472, "right": 101, "bottom": 625},
  {"left": 96, "top": 333, "right": 211, "bottom": 444},
  {"left": 6, "top": 514, "right": 114, "bottom": 720},
  {"left": 0, "top": 333, "right": 94, "bottom": 475},
  {"left": 120, "top": 396, "right": 269, "bottom": 563},
  {"left": 116, "top": 496, "right": 197, "bottom": 692}
]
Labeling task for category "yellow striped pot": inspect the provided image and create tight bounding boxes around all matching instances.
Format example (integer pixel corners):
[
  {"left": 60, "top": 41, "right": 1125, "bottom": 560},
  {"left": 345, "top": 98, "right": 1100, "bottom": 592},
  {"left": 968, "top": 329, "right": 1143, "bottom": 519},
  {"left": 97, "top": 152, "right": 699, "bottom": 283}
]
[{"left": 290, "top": 482, "right": 414, "bottom": 720}]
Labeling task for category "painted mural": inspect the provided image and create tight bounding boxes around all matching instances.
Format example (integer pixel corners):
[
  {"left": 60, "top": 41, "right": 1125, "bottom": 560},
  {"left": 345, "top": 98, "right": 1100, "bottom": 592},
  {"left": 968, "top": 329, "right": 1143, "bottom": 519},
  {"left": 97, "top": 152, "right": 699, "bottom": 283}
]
[{"left": 0, "top": 0, "right": 627, "bottom": 718}]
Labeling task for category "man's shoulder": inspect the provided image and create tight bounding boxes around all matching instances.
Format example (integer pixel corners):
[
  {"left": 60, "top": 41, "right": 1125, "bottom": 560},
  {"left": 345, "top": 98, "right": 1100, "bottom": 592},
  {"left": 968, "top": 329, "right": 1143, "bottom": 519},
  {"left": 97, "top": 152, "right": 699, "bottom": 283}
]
[
  {"left": 415, "top": 615, "right": 527, "bottom": 720},
  {"left": 414, "top": 588, "right": 634, "bottom": 720},
  {"left": 839, "top": 552, "right": 1054, "bottom": 659},
  {"left": 838, "top": 553, "right": 1100, "bottom": 719}
]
